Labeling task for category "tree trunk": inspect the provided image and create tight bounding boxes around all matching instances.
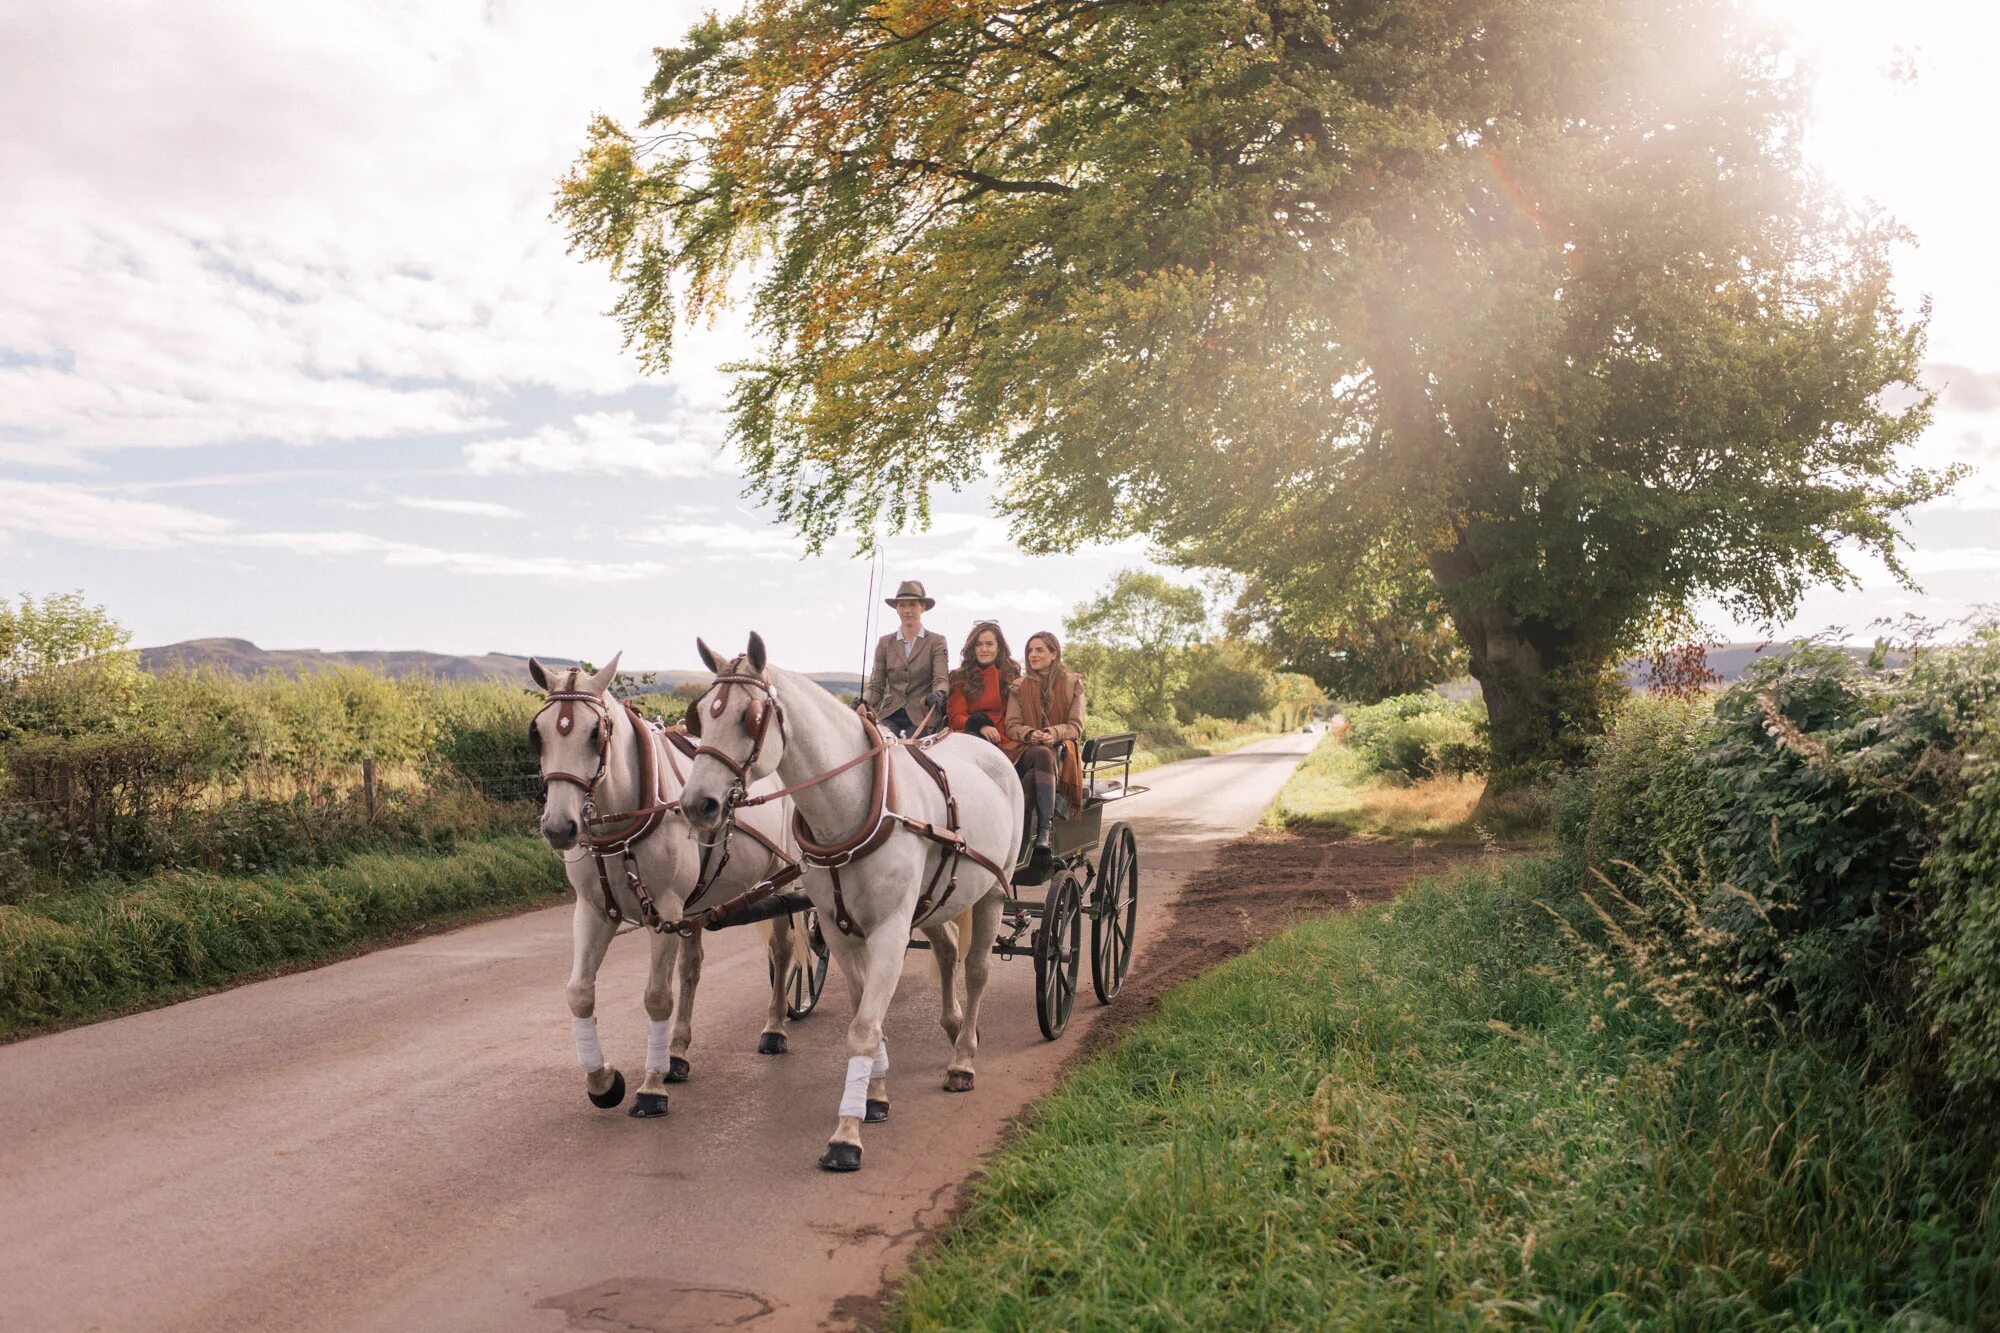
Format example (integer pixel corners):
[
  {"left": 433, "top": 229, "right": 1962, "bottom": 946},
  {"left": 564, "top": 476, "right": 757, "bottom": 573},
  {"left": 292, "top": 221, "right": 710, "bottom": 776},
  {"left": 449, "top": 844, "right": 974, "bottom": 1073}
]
[{"left": 1427, "top": 548, "right": 1595, "bottom": 782}]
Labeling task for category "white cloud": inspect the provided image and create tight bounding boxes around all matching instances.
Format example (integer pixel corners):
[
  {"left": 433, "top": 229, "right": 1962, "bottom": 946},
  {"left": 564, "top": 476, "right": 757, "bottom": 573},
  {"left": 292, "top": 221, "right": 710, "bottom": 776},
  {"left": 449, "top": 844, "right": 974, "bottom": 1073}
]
[
  {"left": 0, "top": 480, "right": 658, "bottom": 580},
  {"left": 397, "top": 497, "right": 523, "bottom": 519},
  {"left": 0, "top": 0, "right": 727, "bottom": 467},
  {"left": 1904, "top": 546, "right": 2000, "bottom": 574},
  {"left": 465, "top": 410, "right": 726, "bottom": 480},
  {"left": 0, "top": 481, "right": 235, "bottom": 548}
]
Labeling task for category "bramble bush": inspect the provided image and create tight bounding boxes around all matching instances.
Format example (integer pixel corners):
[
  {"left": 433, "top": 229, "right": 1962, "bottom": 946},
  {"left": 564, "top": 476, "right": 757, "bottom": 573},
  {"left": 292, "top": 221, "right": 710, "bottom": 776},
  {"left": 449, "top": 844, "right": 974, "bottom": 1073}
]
[{"left": 1558, "top": 628, "right": 2000, "bottom": 1096}]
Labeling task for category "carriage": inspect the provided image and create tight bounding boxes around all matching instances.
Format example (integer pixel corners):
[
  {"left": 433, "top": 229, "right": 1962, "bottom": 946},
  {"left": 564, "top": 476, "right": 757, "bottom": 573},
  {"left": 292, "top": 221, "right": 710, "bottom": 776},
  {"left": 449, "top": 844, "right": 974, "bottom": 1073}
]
[{"left": 746, "top": 731, "right": 1146, "bottom": 1041}]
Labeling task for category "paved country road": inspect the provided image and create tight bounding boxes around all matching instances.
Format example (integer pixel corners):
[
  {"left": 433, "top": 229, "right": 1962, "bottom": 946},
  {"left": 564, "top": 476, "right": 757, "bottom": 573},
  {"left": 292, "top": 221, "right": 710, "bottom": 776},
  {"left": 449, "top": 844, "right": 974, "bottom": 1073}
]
[{"left": 0, "top": 734, "right": 1316, "bottom": 1333}]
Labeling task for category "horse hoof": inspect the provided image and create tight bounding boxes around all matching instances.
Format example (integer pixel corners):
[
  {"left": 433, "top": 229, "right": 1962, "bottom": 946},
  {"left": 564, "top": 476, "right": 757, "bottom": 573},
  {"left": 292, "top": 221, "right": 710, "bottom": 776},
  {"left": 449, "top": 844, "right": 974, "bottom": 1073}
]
[
  {"left": 818, "top": 1142, "right": 863, "bottom": 1172},
  {"left": 665, "top": 1057, "right": 691, "bottom": 1083},
  {"left": 865, "top": 1098, "right": 890, "bottom": 1123},
  {"left": 588, "top": 1069, "right": 627, "bottom": 1109},
  {"left": 628, "top": 1092, "right": 669, "bottom": 1118},
  {"left": 757, "top": 1032, "right": 787, "bottom": 1056},
  {"left": 944, "top": 1070, "right": 974, "bottom": 1093}
]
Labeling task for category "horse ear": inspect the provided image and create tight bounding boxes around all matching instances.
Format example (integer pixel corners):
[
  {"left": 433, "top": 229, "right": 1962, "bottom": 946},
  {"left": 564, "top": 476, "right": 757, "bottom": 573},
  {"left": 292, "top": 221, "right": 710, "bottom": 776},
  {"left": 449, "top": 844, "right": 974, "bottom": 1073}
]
[
  {"left": 696, "top": 638, "right": 722, "bottom": 674},
  {"left": 746, "top": 631, "right": 767, "bottom": 673},
  {"left": 528, "top": 657, "right": 550, "bottom": 691},
  {"left": 586, "top": 652, "right": 621, "bottom": 696}
]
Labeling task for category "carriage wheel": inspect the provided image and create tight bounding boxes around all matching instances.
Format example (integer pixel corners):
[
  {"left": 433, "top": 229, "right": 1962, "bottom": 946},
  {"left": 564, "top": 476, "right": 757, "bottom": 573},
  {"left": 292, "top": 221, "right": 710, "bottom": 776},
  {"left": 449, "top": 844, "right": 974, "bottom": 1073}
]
[
  {"left": 1091, "top": 823, "right": 1139, "bottom": 1004},
  {"left": 771, "top": 908, "right": 829, "bottom": 1020},
  {"left": 1034, "top": 867, "right": 1083, "bottom": 1040}
]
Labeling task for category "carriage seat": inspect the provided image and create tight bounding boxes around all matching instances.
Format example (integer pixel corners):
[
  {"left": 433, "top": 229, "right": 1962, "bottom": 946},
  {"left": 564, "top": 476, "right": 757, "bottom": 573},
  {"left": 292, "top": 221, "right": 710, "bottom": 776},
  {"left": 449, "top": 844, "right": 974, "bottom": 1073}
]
[{"left": 1081, "top": 731, "right": 1136, "bottom": 800}]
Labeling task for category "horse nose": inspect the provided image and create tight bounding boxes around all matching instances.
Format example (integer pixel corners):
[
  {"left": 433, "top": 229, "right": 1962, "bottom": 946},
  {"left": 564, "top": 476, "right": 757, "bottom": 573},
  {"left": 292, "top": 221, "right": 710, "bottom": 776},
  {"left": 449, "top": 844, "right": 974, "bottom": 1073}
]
[
  {"left": 543, "top": 816, "right": 578, "bottom": 849},
  {"left": 685, "top": 794, "right": 721, "bottom": 825}
]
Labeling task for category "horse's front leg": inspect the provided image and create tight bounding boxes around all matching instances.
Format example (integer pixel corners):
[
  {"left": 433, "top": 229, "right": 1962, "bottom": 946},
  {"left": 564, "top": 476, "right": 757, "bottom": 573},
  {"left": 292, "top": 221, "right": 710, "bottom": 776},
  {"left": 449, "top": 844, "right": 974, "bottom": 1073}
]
[
  {"left": 565, "top": 896, "right": 625, "bottom": 1110},
  {"left": 944, "top": 891, "right": 1004, "bottom": 1093},
  {"left": 819, "top": 923, "right": 908, "bottom": 1173},
  {"left": 669, "top": 928, "right": 704, "bottom": 1071},
  {"left": 628, "top": 924, "right": 685, "bottom": 1118},
  {"left": 756, "top": 913, "right": 796, "bottom": 1055}
]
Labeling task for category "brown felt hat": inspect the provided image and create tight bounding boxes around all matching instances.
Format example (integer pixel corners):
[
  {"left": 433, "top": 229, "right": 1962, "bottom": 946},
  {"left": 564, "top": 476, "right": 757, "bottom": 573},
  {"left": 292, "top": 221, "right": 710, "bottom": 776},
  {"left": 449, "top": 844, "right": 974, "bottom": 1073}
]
[{"left": 885, "top": 579, "right": 935, "bottom": 610}]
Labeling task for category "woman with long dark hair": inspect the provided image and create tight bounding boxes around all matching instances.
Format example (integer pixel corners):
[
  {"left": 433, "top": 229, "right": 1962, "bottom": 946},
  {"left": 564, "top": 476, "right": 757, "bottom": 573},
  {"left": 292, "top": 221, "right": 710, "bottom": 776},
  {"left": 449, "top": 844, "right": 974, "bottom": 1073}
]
[
  {"left": 946, "top": 621, "right": 1021, "bottom": 757},
  {"left": 1004, "top": 630, "right": 1086, "bottom": 867}
]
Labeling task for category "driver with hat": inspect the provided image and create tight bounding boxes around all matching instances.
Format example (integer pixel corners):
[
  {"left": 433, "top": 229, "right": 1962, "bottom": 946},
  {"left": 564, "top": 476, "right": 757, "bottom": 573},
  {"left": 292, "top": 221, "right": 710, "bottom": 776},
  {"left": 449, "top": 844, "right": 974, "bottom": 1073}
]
[{"left": 860, "top": 580, "right": 950, "bottom": 738}]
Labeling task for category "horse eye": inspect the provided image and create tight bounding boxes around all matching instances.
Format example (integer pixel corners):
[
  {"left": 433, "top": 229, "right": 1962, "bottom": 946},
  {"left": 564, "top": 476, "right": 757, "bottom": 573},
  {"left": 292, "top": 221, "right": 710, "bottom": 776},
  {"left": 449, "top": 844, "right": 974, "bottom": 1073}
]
[{"left": 528, "top": 722, "right": 543, "bottom": 752}]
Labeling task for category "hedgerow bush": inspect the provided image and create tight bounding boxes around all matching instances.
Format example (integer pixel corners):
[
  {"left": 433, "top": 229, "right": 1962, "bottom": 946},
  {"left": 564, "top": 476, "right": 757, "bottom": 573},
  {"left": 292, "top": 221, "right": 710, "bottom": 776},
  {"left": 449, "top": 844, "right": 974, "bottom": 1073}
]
[
  {"left": 1346, "top": 691, "right": 1487, "bottom": 779},
  {"left": 1559, "top": 629, "right": 2000, "bottom": 1095},
  {"left": 1, "top": 664, "right": 544, "bottom": 889}
]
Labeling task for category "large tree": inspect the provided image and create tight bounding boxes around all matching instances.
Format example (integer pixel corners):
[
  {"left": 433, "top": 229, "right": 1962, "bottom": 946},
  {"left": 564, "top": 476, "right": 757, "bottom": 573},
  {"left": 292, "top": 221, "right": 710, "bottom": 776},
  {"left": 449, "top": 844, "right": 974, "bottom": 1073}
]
[{"left": 560, "top": 0, "right": 1948, "bottom": 774}]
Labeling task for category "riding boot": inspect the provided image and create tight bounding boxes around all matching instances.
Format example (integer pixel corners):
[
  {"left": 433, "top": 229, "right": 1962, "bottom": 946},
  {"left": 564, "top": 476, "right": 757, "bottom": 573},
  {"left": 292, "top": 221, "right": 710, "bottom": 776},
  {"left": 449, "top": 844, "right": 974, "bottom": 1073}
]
[{"left": 1029, "top": 785, "right": 1055, "bottom": 870}]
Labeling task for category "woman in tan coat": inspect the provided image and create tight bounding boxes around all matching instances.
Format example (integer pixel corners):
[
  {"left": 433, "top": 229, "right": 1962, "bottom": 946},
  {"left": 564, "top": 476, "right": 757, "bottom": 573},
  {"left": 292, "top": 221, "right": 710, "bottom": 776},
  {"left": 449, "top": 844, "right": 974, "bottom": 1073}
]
[{"left": 1005, "top": 630, "right": 1086, "bottom": 868}]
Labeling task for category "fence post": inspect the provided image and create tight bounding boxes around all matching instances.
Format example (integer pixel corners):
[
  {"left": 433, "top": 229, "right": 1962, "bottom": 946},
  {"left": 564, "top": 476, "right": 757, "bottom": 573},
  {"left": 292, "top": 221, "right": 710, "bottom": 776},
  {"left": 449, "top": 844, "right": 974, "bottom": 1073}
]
[{"left": 362, "top": 758, "right": 376, "bottom": 821}]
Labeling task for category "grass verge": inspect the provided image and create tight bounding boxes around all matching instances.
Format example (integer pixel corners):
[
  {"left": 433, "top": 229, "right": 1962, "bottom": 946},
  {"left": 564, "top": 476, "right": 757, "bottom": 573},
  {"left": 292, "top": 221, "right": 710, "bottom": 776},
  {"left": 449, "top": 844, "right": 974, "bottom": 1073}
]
[
  {"left": 892, "top": 857, "right": 1999, "bottom": 1328},
  {"left": 0, "top": 834, "right": 566, "bottom": 1038},
  {"left": 1266, "top": 733, "right": 1495, "bottom": 841}
]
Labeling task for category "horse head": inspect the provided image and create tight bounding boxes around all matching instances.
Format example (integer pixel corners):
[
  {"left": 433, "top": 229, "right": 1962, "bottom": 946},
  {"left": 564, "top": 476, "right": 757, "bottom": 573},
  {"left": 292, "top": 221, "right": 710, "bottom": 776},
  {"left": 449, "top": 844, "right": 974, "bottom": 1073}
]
[
  {"left": 679, "top": 632, "right": 776, "bottom": 838},
  {"left": 527, "top": 653, "right": 621, "bottom": 849}
]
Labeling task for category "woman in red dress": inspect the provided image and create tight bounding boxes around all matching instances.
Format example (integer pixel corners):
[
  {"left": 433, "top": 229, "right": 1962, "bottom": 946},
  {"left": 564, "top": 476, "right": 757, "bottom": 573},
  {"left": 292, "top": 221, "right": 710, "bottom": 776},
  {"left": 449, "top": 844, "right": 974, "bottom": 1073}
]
[{"left": 946, "top": 621, "right": 1022, "bottom": 759}]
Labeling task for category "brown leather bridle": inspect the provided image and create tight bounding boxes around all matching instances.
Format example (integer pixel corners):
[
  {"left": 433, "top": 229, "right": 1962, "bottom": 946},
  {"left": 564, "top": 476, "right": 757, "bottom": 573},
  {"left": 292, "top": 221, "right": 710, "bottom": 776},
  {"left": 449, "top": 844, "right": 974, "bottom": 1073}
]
[{"left": 532, "top": 668, "right": 802, "bottom": 937}]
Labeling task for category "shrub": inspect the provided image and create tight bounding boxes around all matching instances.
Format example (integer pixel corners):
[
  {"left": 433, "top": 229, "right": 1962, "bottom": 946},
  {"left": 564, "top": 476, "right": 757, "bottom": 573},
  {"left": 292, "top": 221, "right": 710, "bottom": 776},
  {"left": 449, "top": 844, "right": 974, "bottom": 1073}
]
[
  {"left": 1558, "top": 693, "right": 1717, "bottom": 898},
  {"left": 1176, "top": 642, "right": 1272, "bottom": 722},
  {"left": 420, "top": 680, "right": 542, "bottom": 803},
  {"left": 1921, "top": 722, "right": 2000, "bottom": 1094},
  {"left": 1346, "top": 691, "right": 1487, "bottom": 779},
  {"left": 1557, "top": 629, "right": 2000, "bottom": 1094}
]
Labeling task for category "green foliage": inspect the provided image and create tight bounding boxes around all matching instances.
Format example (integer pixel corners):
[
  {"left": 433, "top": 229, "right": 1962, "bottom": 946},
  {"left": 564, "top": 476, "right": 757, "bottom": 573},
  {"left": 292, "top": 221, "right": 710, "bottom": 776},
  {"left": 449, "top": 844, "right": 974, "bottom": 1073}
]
[
  {"left": 1065, "top": 570, "right": 1207, "bottom": 726},
  {"left": 0, "top": 836, "right": 565, "bottom": 1036},
  {"left": 418, "top": 679, "right": 543, "bottom": 803},
  {"left": 1, "top": 653, "right": 542, "bottom": 886},
  {"left": 1558, "top": 629, "right": 2000, "bottom": 1095},
  {"left": 0, "top": 592, "right": 145, "bottom": 742},
  {"left": 1346, "top": 692, "right": 1488, "bottom": 780},
  {"left": 1923, "top": 721, "right": 2000, "bottom": 1092},
  {"left": 1555, "top": 693, "right": 1717, "bottom": 896},
  {"left": 0, "top": 591, "right": 133, "bottom": 683},
  {"left": 1175, "top": 641, "right": 1271, "bottom": 722},
  {"left": 563, "top": 0, "right": 1950, "bottom": 774},
  {"left": 894, "top": 860, "right": 1998, "bottom": 1327},
  {"left": 1230, "top": 569, "right": 1467, "bottom": 704}
]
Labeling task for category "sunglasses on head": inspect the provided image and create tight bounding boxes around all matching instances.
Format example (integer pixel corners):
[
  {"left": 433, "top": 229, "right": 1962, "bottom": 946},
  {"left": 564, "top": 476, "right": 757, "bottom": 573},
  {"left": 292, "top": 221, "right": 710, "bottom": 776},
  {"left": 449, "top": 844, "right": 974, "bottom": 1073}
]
[{"left": 971, "top": 618, "right": 1000, "bottom": 628}]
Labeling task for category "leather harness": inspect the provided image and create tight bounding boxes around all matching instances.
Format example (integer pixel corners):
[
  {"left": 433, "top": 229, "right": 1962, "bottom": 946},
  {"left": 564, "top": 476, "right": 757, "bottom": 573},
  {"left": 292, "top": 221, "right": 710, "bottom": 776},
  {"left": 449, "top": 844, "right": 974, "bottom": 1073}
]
[
  {"left": 531, "top": 670, "right": 798, "bottom": 937},
  {"left": 691, "top": 662, "right": 1011, "bottom": 940}
]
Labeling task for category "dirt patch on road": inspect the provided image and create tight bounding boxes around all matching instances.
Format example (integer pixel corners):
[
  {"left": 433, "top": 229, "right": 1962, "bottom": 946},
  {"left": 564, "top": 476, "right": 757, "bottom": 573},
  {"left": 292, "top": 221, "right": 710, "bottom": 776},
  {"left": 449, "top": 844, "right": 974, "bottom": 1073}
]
[
  {"left": 1064, "top": 825, "right": 1494, "bottom": 1068},
  {"left": 836, "top": 825, "right": 1496, "bottom": 1331}
]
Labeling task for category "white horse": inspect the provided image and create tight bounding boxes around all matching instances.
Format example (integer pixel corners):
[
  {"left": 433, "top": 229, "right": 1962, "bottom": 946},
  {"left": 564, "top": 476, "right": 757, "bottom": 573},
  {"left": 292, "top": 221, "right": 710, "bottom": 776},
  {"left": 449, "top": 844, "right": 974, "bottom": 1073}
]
[
  {"left": 529, "top": 655, "right": 812, "bottom": 1118},
  {"left": 677, "top": 634, "right": 1023, "bottom": 1172}
]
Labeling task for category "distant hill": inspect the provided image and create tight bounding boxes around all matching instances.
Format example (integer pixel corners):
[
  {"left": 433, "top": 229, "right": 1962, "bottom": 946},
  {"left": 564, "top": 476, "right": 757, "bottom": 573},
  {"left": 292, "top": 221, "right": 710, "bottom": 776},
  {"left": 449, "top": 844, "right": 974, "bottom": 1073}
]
[
  {"left": 1431, "top": 641, "right": 1892, "bottom": 703},
  {"left": 136, "top": 638, "right": 863, "bottom": 696}
]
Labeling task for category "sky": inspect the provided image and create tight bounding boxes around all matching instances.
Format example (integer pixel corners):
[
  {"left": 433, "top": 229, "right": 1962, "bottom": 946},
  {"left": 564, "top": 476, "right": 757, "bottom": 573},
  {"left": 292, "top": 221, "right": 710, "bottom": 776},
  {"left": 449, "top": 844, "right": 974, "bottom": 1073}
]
[{"left": 1, "top": 0, "right": 1996, "bottom": 672}]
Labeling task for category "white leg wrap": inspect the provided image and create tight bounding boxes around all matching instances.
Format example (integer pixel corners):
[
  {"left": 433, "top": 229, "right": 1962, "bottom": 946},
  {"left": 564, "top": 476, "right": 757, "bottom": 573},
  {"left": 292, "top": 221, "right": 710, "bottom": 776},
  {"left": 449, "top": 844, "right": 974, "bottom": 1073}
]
[
  {"left": 872, "top": 1039, "right": 889, "bottom": 1079},
  {"left": 647, "top": 1019, "right": 671, "bottom": 1073},
  {"left": 572, "top": 1016, "right": 604, "bottom": 1072},
  {"left": 839, "top": 1055, "right": 873, "bottom": 1120}
]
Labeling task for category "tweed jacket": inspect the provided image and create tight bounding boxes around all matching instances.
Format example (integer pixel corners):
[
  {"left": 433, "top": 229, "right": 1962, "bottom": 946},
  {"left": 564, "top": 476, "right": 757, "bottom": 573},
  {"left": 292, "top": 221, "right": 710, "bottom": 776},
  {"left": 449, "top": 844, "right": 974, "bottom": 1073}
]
[{"left": 863, "top": 628, "right": 950, "bottom": 721}]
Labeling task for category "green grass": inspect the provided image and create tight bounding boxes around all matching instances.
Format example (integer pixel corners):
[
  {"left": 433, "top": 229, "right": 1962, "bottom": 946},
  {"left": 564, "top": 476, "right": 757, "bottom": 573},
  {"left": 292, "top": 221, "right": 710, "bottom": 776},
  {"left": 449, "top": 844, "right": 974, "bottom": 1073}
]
[
  {"left": 1265, "top": 734, "right": 1491, "bottom": 841},
  {"left": 0, "top": 834, "right": 566, "bottom": 1037},
  {"left": 893, "top": 860, "right": 2000, "bottom": 1329}
]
